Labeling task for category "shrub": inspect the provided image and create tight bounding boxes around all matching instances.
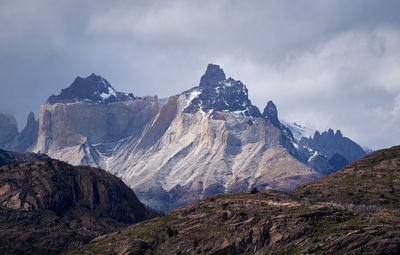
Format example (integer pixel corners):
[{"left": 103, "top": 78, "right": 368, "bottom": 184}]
[
  {"left": 167, "top": 226, "right": 174, "bottom": 237},
  {"left": 250, "top": 187, "right": 259, "bottom": 194}
]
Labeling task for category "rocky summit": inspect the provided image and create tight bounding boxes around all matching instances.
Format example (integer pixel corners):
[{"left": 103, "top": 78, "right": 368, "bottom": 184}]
[
  {"left": 47, "top": 73, "right": 135, "bottom": 104},
  {"left": 184, "top": 64, "right": 260, "bottom": 117},
  {"left": 0, "top": 153, "right": 158, "bottom": 254},
  {"left": 70, "top": 145, "right": 400, "bottom": 255}
]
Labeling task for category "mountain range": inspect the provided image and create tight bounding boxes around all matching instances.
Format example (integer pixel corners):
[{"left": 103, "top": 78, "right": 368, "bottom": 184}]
[
  {"left": 0, "top": 64, "right": 367, "bottom": 212},
  {"left": 0, "top": 64, "right": 396, "bottom": 255}
]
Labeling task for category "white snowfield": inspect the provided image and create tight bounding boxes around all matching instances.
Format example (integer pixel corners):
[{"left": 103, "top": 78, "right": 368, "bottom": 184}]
[{"left": 281, "top": 121, "right": 316, "bottom": 141}]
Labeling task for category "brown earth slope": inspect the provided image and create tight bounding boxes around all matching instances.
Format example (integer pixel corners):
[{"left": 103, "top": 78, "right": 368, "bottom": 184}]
[
  {"left": 0, "top": 158, "right": 159, "bottom": 254},
  {"left": 70, "top": 145, "right": 400, "bottom": 255}
]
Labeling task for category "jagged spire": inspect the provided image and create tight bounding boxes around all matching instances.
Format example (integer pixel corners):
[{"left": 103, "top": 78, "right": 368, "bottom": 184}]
[
  {"left": 199, "top": 64, "right": 226, "bottom": 87},
  {"left": 335, "top": 130, "right": 343, "bottom": 137},
  {"left": 262, "top": 101, "right": 280, "bottom": 127},
  {"left": 27, "top": 112, "right": 35, "bottom": 124}
]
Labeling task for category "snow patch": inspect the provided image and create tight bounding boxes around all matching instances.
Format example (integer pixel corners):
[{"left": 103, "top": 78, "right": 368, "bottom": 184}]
[
  {"left": 100, "top": 92, "right": 111, "bottom": 100},
  {"left": 107, "top": 86, "right": 117, "bottom": 97},
  {"left": 186, "top": 90, "right": 202, "bottom": 107},
  {"left": 232, "top": 110, "right": 247, "bottom": 115},
  {"left": 308, "top": 151, "right": 319, "bottom": 162},
  {"left": 97, "top": 85, "right": 120, "bottom": 102},
  {"left": 223, "top": 80, "right": 233, "bottom": 87}
]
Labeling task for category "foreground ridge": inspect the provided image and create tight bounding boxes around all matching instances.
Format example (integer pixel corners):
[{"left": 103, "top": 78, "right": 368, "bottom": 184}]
[
  {"left": 70, "top": 145, "right": 400, "bottom": 254},
  {"left": 0, "top": 153, "right": 159, "bottom": 254}
]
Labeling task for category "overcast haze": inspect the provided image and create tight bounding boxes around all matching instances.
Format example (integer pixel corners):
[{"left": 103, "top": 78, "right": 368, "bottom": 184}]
[{"left": 0, "top": 0, "right": 399, "bottom": 149}]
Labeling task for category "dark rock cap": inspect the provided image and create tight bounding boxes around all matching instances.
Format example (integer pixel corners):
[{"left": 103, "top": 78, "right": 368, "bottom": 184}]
[
  {"left": 335, "top": 130, "right": 343, "bottom": 137},
  {"left": 47, "top": 73, "right": 134, "bottom": 104},
  {"left": 262, "top": 101, "right": 280, "bottom": 127},
  {"left": 199, "top": 64, "right": 226, "bottom": 87}
]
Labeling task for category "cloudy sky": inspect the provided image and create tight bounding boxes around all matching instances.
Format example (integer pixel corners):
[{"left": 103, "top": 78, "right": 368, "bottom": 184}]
[{"left": 0, "top": 0, "right": 399, "bottom": 149}]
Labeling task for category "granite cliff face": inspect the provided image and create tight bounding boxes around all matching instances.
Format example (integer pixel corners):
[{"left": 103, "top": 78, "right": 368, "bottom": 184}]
[
  {"left": 0, "top": 154, "right": 158, "bottom": 254},
  {"left": 34, "top": 67, "right": 321, "bottom": 212}
]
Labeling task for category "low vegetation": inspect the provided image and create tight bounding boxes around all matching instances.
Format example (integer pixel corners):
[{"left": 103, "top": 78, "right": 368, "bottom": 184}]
[{"left": 67, "top": 146, "right": 400, "bottom": 254}]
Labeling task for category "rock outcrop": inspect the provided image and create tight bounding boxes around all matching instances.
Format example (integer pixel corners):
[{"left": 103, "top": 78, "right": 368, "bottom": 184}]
[{"left": 0, "top": 155, "right": 158, "bottom": 254}]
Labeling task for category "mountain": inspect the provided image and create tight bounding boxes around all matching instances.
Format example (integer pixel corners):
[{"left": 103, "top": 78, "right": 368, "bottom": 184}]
[
  {"left": 32, "top": 65, "right": 369, "bottom": 212},
  {"left": 70, "top": 145, "right": 400, "bottom": 255},
  {"left": 0, "top": 153, "right": 158, "bottom": 254},
  {"left": 299, "top": 129, "right": 366, "bottom": 163},
  {"left": 0, "top": 112, "right": 39, "bottom": 152},
  {"left": 281, "top": 121, "right": 367, "bottom": 175},
  {"left": 34, "top": 65, "right": 321, "bottom": 212}
]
